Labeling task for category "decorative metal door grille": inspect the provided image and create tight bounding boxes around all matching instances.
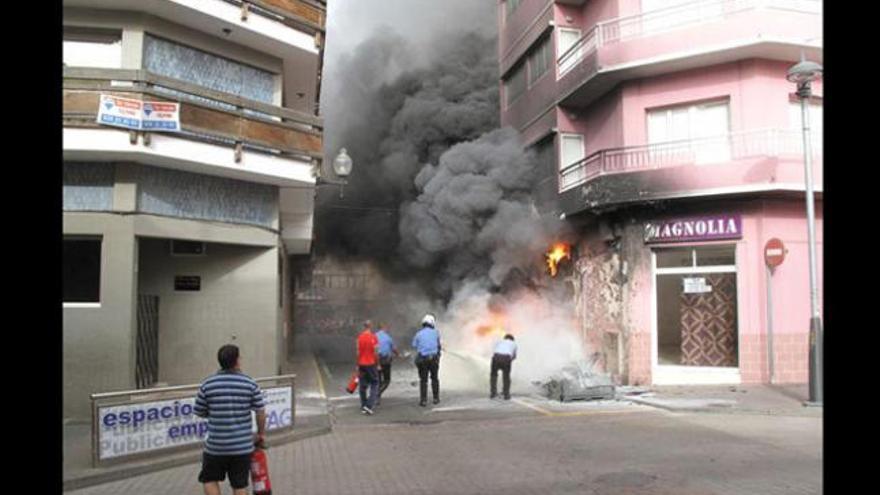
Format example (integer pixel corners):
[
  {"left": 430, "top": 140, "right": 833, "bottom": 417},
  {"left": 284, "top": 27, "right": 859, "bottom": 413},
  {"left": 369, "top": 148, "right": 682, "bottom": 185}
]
[
  {"left": 680, "top": 273, "right": 738, "bottom": 366},
  {"left": 136, "top": 295, "right": 160, "bottom": 389}
]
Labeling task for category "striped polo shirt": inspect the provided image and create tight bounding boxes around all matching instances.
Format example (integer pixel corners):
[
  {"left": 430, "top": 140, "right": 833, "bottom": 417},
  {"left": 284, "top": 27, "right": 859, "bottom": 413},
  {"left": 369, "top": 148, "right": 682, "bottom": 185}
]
[{"left": 193, "top": 370, "right": 265, "bottom": 456}]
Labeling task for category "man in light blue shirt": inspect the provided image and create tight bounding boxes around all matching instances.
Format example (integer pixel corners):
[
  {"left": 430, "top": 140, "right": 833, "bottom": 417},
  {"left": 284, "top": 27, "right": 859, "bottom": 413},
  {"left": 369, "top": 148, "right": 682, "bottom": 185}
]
[
  {"left": 375, "top": 322, "right": 399, "bottom": 402},
  {"left": 491, "top": 334, "right": 517, "bottom": 400},
  {"left": 412, "top": 314, "right": 441, "bottom": 406}
]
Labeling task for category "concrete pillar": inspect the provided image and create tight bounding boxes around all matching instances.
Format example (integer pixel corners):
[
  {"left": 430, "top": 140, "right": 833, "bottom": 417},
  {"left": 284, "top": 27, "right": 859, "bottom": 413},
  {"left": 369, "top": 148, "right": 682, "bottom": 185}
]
[{"left": 113, "top": 163, "right": 138, "bottom": 212}]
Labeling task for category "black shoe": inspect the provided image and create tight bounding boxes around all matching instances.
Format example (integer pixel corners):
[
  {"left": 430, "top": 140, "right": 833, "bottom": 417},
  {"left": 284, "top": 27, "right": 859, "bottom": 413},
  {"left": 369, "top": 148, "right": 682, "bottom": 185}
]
[
  {"left": 503, "top": 395, "right": 511, "bottom": 400},
  {"left": 433, "top": 398, "right": 440, "bottom": 405},
  {"left": 490, "top": 394, "right": 497, "bottom": 399},
  {"left": 419, "top": 400, "right": 427, "bottom": 407}
]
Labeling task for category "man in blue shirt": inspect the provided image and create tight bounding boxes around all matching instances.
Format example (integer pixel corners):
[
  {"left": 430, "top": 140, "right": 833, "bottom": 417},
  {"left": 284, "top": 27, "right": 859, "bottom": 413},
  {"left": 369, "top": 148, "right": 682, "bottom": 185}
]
[
  {"left": 490, "top": 334, "right": 517, "bottom": 400},
  {"left": 194, "top": 344, "right": 266, "bottom": 495},
  {"left": 412, "top": 314, "right": 442, "bottom": 406},
  {"left": 375, "top": 322, "right": 399, "bottom": 403}
]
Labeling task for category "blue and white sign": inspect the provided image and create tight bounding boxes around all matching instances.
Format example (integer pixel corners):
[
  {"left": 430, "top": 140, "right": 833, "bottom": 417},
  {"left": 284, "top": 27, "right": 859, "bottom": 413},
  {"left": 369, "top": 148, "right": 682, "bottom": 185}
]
[
  {"left": 96, "top": 94, "right": 180, "bottom": 133},
  {"left": 96, "top": 386, "right": 293, "bottom": 461},
  {"left": 142, "top": 101, "right": 180, "bottom": 131},
  {"left": 97, "top": 94, "right": 142, "bottom": 130}
]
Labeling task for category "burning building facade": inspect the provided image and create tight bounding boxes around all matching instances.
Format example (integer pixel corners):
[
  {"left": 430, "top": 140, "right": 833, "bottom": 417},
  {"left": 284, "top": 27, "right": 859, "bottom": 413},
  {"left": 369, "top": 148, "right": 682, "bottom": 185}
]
[{"left": 499, "top": 0, "right": 822, "bottom": 386}]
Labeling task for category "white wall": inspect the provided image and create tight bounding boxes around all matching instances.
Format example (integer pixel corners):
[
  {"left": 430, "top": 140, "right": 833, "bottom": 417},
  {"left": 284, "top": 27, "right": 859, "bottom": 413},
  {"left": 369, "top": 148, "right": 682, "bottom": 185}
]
[{"left": 138, "top": 238, "right": 280, "bottom": 385}]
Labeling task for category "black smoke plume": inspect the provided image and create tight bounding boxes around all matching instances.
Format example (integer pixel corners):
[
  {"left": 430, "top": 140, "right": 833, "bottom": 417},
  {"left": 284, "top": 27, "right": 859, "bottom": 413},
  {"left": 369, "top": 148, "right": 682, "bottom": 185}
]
[{"left": 317, "top": 13, "right": 565, "bottom": 302}]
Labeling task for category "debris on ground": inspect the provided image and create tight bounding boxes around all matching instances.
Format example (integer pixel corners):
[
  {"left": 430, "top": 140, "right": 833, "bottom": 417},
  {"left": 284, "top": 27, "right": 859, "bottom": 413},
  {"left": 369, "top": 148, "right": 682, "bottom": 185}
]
[
  {"left": 616, "top": 386, "right": 651, "bottom": 396},
  {"left": 537, "top": 357, "right": 615, "bottom": 402}
]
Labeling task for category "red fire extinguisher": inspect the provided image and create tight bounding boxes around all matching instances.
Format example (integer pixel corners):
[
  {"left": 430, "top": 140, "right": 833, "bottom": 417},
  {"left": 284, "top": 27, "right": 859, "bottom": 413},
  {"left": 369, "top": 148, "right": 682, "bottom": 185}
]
[
  {"left": 345, "top": 370, "right": 359, "bottom": 394},
  {"left": 251, "top": 438, "right": 272, "bottom": 495}
]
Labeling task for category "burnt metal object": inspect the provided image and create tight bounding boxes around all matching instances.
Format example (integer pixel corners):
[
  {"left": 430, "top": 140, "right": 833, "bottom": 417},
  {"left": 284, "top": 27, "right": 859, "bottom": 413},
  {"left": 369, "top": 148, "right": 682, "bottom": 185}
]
[{"left": 541, "top": 361, "right": 615, "bottom": 402}]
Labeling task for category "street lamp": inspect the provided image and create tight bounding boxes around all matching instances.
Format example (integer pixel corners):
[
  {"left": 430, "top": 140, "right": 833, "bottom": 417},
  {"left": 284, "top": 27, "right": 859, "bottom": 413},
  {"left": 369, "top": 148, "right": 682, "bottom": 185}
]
[
  {"left": 786, "top": 58, "right": 823, "bottom": 407},
  {"left": 317, "top": 147, "right": 354, "bottom": 198}
]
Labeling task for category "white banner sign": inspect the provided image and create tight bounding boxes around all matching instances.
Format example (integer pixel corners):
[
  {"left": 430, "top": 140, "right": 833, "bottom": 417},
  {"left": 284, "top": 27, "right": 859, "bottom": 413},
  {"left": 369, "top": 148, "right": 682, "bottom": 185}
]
[
  {"left": 97, "top": 94, "right": 142, "bottom": 130},
  {"left": 97, "top": 386, "right": 292, "bottom": 461},
  {"left": 96, "top": 94, "right": 180, "bottom": 132},
  {"left": 683, "top": 277, "right": 713, "bottom": 294}
]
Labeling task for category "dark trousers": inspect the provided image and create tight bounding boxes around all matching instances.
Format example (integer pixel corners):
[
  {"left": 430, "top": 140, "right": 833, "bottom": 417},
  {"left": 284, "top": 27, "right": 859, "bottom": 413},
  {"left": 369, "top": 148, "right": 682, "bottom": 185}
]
[
  {"left": 415, "top": 354, "right": 440, "bottom": 402},
  {"left": 490, "top": 354, "right": 513, "bottom": 399},
  {"left": 358, "top": 365, "right": 379, "bottom": 409},
  {"left": 378, "top": 357, "right": 392, "bottom": 396}
]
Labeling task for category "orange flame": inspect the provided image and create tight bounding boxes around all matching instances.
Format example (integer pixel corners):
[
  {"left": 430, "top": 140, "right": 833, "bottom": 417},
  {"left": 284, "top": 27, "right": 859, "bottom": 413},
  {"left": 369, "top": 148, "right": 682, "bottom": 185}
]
[
  {"left": 545, "top": 243, "right": 571, "bottom": 277},
  {"left": 475, "top": 312, "right": 508, "bottom": 339}
]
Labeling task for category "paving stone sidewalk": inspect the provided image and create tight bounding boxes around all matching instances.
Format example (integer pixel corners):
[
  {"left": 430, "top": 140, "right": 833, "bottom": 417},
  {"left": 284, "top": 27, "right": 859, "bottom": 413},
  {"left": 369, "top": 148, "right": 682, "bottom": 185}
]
[
  {"left": 623, "top": 383, "right": 822, "bottom": 417},
  {"left": 66, "top": 400, "right": 821, "bottom": 495},
  {"left": 63, "top": 343, "right": 332, "bottom": 492}
]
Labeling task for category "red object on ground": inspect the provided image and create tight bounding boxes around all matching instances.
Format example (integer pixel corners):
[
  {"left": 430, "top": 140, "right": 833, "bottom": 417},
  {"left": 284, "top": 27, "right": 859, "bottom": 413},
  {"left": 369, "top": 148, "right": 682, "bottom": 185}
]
[
  {"left": 250, "top": 445, "right": 272, "bottom": 495},
  {"left": 345, "top": 371, "right": 359, "bottom": 394}
]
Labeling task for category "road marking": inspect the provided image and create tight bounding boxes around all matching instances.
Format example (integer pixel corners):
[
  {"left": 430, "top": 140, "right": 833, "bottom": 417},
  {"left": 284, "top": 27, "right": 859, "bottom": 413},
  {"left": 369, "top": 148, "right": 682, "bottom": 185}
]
[
  {"left": 511, "top": 398, "right": 553, "bottom": 416},
  {"left": 511, "top": 397, "right": 648, "bottom": 417},
  {"left": 312, "top": 355, "right": 327, "bottom": 399},
  {"left": 430, "top": 406, "right": 472, "bottom": 413}
]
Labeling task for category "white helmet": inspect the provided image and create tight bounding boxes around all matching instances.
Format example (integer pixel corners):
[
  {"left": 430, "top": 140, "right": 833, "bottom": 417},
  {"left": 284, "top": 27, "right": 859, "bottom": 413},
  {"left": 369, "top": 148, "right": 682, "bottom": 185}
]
[{"left": 421, "top": 314, "right": 436, "bottom": 328}]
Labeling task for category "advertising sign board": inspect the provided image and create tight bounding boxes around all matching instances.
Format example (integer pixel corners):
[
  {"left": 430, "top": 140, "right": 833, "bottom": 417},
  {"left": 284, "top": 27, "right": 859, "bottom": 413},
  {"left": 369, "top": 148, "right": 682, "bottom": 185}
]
[
  {"left": 97, "top": 94, "right": 142, "bottom": 130},
  {"left": 96, "top": 386, "right": 292, "bottom": 461},
  {"left": 96, "top": 94, "right": 180, "bottom": 132},
  {"left": 142, "top": 101, "right": 181, "bottom": 131}
]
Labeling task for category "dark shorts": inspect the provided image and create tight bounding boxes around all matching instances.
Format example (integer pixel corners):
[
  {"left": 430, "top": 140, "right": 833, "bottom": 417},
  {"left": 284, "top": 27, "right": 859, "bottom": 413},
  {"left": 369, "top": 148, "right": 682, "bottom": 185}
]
[{"left": 198, "top": 452, "right": 251, "bottom": 489}]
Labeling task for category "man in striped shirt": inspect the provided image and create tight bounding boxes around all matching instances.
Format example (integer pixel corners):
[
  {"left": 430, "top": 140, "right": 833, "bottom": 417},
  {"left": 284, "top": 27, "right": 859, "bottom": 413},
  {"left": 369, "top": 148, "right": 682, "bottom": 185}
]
[{"left": 194, "top": 344, "right": 266, "bottom": 495}]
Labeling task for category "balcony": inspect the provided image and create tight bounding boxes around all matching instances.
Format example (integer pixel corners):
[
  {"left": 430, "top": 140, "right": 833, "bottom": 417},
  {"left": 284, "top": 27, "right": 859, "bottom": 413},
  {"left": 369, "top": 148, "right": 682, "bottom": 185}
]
[
  {"left": 556, "top": 0, "right": 821, "bottom": 108},
  {"left": 63, "top": 67, "right": 322, "bottom": 186},
  {"left": 558, "top": 128, "right": 822, "bottom": 213},
  {"left": 65, "top": 0, "right": 325, "bottom": 33}
]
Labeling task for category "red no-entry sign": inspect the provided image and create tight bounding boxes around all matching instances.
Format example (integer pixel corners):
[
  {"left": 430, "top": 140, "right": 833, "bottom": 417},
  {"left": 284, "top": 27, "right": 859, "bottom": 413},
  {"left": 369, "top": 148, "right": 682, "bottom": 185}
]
[{"left": 765, "top": 238, "right": 786, "bottom": 268}]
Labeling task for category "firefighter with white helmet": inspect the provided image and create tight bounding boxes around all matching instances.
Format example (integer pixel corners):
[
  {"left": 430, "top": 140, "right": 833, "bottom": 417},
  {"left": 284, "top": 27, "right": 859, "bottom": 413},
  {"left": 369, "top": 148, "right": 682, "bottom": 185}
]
[{"left": 412, "top": 313, "right": 442, "bottom": 406}]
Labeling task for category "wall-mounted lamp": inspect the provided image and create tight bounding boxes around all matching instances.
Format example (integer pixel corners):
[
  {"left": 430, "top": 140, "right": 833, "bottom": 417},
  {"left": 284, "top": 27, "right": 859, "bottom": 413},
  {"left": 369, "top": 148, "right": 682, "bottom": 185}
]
[{"left": 316, "top": 147, "right": 353, "bottom": 198}]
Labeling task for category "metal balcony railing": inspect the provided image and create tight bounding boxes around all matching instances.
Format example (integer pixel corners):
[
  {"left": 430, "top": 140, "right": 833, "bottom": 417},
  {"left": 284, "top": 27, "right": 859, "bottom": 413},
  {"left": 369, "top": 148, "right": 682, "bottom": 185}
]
[
  {"left": 558, "top": 128, "right": 821, "bottom": 191},
  {"left": 557, "top": 0, "right": 821, "bottom": 77}
]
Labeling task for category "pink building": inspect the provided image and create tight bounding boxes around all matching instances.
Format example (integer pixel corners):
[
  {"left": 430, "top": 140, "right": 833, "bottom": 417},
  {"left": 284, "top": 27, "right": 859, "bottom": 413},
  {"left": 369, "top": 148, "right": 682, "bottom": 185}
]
[{"left": 498, "top": 0, "right": 822, "bottom": 385}]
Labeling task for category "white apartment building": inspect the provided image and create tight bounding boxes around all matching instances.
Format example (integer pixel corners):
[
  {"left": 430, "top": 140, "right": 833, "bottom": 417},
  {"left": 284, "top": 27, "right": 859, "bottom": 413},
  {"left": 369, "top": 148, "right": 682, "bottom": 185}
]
[{"left": 62, "top": 0, "right": 327, "bottom": 421}]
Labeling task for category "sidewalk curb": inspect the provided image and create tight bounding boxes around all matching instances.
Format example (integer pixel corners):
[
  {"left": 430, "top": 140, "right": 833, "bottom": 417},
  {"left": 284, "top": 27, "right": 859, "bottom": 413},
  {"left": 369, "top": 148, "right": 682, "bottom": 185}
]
[
  {"left": 62, "top": 424, "right": 332, "bottom": 492},
  {"left": 626, "top": 396, "right": 822, "bottom": 417}
]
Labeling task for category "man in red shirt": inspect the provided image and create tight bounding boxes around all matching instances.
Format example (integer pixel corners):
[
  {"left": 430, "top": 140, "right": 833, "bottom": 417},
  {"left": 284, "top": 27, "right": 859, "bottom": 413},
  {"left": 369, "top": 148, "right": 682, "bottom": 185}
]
[{"left": 356, "top": 320, "right": 381, "bottom": 415}]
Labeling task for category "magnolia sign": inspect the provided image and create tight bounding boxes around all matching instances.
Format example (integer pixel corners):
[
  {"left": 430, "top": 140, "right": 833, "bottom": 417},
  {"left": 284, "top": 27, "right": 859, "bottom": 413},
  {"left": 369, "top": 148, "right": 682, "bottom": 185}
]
[
  {"left": 644, "top": 214, "right": 742, "bottom": 244},
  {"left": 96, "top": 386, "right": 292, "bottom": 461}
]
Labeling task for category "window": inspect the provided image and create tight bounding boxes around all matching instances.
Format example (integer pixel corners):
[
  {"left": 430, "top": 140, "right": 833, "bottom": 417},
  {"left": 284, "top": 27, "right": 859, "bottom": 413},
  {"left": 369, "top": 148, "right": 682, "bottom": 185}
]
[
  {"left": 557, "top": 29, "right": 583, "bottom": 77},
  {"left": 656, "top": 245, "right": 736, "bottom": 268},
  {"left": 789, "top": 100, "right": 823, "bottom": 152},
  {"left": 506, "top": 0, "right": 522, "bottom": 17},
  {"left": 143, "top": 34, "right": 277, "bottom": 105},
  {"left": 504, "top": 63, "right": 527, "bottom": 107},
  {"left": 63, "top": 238, "right": 102, "bottom": 303},
  {"left": 529, "top": 37, "right": 552, "bottom": 85},
  {"left": 647, "top": 100, "right": 731, "bottom": 164},
  {"left": 63, "top": 27, "right": 122, "bottom": 69},
  {"left": 560, "top": 134, "right": 585, "bottom": 170}
]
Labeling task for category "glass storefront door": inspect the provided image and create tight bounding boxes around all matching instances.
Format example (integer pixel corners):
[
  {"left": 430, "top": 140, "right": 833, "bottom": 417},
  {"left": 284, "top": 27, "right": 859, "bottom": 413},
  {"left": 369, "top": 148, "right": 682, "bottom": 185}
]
[{"left": 653, "top": 245, "right": 739, "bottom": 382}]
